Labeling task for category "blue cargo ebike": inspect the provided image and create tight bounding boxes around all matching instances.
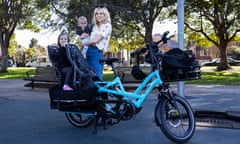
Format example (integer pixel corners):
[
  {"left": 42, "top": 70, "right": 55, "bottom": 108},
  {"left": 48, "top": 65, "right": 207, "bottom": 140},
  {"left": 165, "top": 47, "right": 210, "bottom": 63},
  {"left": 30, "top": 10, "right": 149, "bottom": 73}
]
[{"left": 48, "top": 31, "right": 201, "bottom": 143}]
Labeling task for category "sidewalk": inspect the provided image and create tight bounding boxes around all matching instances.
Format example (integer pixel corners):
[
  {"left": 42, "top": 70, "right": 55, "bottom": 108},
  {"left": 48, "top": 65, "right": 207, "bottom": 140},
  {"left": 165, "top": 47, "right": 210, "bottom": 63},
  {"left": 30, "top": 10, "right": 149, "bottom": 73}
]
[
  {"left": 179, "top": 84, "right": 240, "bottom": 129},
  {"left": 182, "top": 84, "right": 240, "bottom": 112}
]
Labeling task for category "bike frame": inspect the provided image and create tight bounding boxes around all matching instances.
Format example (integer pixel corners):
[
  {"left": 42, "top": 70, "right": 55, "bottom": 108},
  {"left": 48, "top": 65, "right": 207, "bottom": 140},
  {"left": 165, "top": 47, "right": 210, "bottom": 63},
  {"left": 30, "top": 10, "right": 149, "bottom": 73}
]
[{"left": 95, "top": 70, "right": 163, "bottom": 108}]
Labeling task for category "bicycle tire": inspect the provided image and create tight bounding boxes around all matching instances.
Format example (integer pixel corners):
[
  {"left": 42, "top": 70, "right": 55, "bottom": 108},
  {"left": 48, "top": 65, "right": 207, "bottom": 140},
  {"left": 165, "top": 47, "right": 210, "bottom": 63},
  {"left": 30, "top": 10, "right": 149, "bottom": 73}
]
[
  {"left": 65, "top": 113, "right": 93, "bottom": 128},
  {"left": 154, "top": 95, "right": 195, "bottom": 143}
]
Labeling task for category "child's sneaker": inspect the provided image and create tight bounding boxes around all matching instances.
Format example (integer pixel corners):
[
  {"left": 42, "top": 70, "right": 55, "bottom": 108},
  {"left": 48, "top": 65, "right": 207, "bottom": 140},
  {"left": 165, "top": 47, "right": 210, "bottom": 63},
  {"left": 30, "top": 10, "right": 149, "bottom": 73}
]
[{"left": 63, "top": 85, "right": 73, "bottom": 91}]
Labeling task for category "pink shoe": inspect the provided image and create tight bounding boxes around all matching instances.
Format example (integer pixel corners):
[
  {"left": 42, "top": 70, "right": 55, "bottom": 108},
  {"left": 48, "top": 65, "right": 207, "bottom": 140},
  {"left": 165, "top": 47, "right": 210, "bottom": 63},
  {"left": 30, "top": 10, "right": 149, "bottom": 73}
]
[{"left": 63, "top": 85, "right": 73, "bottom": 91}]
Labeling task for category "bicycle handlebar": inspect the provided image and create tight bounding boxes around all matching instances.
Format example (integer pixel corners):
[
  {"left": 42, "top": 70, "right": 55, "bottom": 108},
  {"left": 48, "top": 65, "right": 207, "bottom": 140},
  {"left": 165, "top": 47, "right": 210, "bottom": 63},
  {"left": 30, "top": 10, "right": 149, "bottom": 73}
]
[
  {"left": 131, "top": 31, "right": 172, "bottom": 57},
  {"left": 156, "top": 31, "right": 170, "bottom": 45}
]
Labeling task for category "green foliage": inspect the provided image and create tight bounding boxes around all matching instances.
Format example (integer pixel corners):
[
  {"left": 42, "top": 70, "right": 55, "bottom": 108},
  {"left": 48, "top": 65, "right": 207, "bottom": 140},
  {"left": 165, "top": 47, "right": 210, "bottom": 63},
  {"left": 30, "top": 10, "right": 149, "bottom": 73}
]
[
  {"left": 17, "top": 1, "right": 51, "bottom": 31},
  {"left": 103, "top": 72, "right": 115, "bottom": 81},
  {"left": 25, "top": 48, "right": 35, "bottom": 61},
  {"left": 233, "top": 35, "right": 240, "bottom": 42},
  {"left": 187, "top": 32, "right": 216, "bottom": 48},
  {"left": 9, "top": 34, "right": 18, "bottom": 59}
]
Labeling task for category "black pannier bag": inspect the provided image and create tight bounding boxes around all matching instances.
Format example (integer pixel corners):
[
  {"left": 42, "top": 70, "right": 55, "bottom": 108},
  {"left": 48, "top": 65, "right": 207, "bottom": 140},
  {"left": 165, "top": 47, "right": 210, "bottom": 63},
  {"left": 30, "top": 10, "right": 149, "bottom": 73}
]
[
  {"left": 49, "top": 84, "right": 98, "bottom": 110},
  {"left": 161, "top": 48, "right": 201, "bottom": 82}
]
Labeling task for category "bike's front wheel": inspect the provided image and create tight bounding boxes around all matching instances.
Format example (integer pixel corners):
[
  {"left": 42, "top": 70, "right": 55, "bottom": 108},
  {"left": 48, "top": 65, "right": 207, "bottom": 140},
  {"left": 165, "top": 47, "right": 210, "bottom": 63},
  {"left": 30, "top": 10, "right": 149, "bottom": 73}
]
[
  {"left": 155, "top": 95, "right": 195, "bottom": 143},
  {"left": 65, "top": 112, "right": 94, "bottom": 128}
]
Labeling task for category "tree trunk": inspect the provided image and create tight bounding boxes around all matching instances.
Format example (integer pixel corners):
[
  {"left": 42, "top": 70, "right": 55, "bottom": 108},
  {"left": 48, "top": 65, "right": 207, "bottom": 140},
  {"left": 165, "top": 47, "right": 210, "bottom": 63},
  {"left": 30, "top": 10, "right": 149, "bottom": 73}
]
[
  {"left": 0, "top": 32, "right": 10, "bottom": 73},
  {"left": 144, "top": 22, "right": 153, "bottom": 43},
  {"left": 217, "top": 41, "right": 230, "bottom": 71},
  {"left": 0, "top": 44, "right": 8, "bottom": 72}
]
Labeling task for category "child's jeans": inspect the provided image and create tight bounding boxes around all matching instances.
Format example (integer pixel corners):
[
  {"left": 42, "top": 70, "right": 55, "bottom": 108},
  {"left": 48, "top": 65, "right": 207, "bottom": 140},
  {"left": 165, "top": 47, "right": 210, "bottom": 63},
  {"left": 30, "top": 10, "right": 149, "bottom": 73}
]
[{"left": 60, "top": 67, "right": 73, "bottom": 86}]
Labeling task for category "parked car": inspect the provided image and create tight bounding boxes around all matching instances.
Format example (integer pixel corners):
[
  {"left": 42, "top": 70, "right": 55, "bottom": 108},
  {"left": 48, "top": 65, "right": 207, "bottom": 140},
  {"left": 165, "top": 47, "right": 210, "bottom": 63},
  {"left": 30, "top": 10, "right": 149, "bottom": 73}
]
[
  {"left": 0, "top": 59, "right": 14, "bottom": 67},
  {"left": 25, "top": 56, "right": 51, "bottom": 67},
  {"left": 7, "top": 59, "right": 14, "bottom": 67},
  {"left": 201, "top": 58, "right": 240, "bottom": 66}
]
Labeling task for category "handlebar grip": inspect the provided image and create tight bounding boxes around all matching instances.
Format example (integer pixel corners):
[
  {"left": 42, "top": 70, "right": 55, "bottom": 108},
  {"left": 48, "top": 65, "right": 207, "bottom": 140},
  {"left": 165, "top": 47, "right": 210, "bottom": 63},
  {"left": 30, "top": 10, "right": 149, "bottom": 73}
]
[
  {"left": 156, "top": 31, "right": 170, "bottom": 45},
  {"left": 163, "top": 31, "right": 170, "bottom": 37}
]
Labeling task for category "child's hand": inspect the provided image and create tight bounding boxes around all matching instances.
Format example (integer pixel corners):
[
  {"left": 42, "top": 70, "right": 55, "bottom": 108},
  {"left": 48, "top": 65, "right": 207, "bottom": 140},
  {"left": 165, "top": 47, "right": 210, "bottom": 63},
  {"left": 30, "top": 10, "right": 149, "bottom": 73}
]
[{"left": 80, "top": 33, "right": 89, "bottom": 39}]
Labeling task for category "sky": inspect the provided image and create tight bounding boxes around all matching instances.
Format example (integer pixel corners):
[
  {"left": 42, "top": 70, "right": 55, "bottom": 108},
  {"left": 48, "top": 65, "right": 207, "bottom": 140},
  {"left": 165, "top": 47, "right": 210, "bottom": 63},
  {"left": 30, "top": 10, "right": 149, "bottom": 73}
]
[
  {"left": 15, "top": 21, "right": 177, "bottom": 48},
  {"left": 153, "top": 20, "right": 177, "bottom": 35},
  {"left": 15, "top": 29, "right": 60, "bottom": 48}
]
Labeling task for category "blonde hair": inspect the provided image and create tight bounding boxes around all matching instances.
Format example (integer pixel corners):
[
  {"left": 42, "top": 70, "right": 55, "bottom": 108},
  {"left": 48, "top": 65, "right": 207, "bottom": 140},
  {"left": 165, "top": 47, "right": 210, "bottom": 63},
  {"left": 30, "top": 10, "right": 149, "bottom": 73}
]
[{"left": 93, "top": 7, "right": 111, "bottom": 26}]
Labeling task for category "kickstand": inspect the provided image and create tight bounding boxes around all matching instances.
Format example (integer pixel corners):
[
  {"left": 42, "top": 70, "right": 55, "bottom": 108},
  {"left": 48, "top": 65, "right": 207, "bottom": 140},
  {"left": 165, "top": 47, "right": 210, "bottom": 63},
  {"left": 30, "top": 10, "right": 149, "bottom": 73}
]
[
  {"left": 102, "top": 117, "right": 107, "bottom": 130},
  {"left": 92, "top": 116, "right": 98, "bottom": 134}
]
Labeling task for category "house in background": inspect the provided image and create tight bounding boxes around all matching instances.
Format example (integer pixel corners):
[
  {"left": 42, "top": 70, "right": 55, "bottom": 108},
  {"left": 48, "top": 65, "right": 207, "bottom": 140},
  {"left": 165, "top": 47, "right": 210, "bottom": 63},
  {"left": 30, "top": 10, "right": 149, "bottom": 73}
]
[
  {"left": 188, "top": 44, "right": 212, "bottom": 64},
  {"left": 189, "top": 41, "right": 240, "bottom": 64}
]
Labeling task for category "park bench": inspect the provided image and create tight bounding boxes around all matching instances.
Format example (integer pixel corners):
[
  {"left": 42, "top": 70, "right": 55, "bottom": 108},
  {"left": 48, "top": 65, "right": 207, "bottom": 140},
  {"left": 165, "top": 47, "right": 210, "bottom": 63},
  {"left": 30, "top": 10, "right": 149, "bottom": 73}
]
[{"left": 24, "top": 66, "right": 59, "bottom": 89}]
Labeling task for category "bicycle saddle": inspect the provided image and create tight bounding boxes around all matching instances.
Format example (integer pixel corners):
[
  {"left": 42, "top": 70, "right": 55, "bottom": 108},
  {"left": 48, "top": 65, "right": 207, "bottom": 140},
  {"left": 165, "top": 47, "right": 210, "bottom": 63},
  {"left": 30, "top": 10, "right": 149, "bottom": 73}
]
[{"left": 99, "top": 58, "right": 119, "bottom": 65}]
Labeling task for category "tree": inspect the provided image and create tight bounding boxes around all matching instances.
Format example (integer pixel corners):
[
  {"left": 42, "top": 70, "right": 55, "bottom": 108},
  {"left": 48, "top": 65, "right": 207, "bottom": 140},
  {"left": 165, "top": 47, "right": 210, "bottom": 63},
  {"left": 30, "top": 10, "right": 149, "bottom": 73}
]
[
  {"left": 15, "top": 45, "right": 26, "bottom": 67},
  {"left": 49, "top": 0, "right": 176, "bottom": 42},
  {"left": 118, "top": 0, "right": 176, "bottom": 43},
  {"left": 8, "top": 33, "right": 18, "bottom": 65},
  {"left": 25, "top": 38, "right": 44, "bottom": 63},
  {"left": 0, "top": 0, "right": 50, "bottom": 72},
  {"left": 29, "top": 38, "right": 38, "bottom": 48},
  {"left": 25, "top": 47, "right": 35, "bottom": 63},
  {"left": 185, "top": 0, "right": 240, "bottom": 70}
]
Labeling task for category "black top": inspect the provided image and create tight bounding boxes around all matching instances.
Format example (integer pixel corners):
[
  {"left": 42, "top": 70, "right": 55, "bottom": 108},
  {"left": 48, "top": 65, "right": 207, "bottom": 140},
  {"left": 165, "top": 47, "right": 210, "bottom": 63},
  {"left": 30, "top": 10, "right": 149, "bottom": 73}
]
[
  {"left": 76, "top": 24, "right": 94, "bottom": 36},
  {"left": 58, "top": 46, "right": 72, "bottom": 69}
]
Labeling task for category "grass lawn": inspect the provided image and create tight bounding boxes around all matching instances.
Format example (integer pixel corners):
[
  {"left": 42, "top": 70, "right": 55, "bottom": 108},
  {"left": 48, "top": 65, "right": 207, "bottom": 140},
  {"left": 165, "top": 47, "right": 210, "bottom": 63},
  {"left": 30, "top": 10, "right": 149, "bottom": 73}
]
[
  {"left": 0, "top": 67, "right": 35, "bottom": 79},
  {"left": 185, "top": 71, "right": 240, "bottom": 85},
  {"left": 1, "top": 66, "right": 240, "bottom": 85},
  {"left": 185, "top": 66, "right": 240, "bottom": 85}
]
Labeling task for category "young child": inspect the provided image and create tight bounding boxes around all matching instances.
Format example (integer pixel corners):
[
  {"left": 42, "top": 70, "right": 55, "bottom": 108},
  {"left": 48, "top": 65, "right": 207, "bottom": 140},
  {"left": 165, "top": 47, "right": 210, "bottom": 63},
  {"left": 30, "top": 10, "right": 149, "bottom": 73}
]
[
  {"left": 76, "top": 16, "right": 93, "bottom": 58},
  {"left": 57, "top": 32, "right": 74, "bottom": 91}
]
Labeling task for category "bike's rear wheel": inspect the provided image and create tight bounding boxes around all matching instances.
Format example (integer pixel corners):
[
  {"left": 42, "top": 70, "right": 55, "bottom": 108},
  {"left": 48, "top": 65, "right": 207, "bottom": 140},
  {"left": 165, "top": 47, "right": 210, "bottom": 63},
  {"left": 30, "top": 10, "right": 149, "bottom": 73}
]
[
  {"left": 65, "top": 112, "right": 94, "bottom": 128},
  {"left": 155, "top": 95, "right": 195, "bottom": 143}
]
